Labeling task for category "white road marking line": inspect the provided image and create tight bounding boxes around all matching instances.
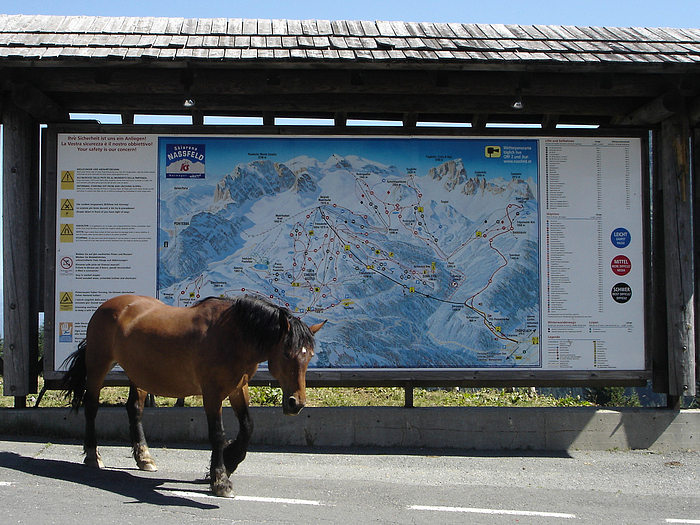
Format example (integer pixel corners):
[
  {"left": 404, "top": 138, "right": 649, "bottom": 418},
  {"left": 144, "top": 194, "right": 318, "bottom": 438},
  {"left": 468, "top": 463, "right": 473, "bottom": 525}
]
[
  {"left": 410, "top": 504, "right": 576, "bottom": 519},
  {"left": 167, "top": 490, "right": 321, "bottom": 506},
  {"left": 235, "top": 495, "right": 322, "bottom": 506},
  {"left": 667, "top": 520, "right": 700, "bottom": 524}
]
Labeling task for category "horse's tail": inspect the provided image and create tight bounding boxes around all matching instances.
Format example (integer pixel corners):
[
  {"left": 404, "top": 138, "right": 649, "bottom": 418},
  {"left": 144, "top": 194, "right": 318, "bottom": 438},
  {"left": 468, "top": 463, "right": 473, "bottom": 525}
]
[{"left": 61, "top": 339, "right": 88, "bottom": 413}]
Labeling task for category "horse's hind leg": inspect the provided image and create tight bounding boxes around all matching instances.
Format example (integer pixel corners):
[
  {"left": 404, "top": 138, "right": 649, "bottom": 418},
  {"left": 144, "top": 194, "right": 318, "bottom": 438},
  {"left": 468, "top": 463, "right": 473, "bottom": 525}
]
[
  {"left": 83, "top": 387, "right": 104, "bottom": 468},
  {"left": 82, "top": 359, "right": 112, "bottom": 469},
  {"left": 126, "top": 384, "right": 157, "bottom": 472}
]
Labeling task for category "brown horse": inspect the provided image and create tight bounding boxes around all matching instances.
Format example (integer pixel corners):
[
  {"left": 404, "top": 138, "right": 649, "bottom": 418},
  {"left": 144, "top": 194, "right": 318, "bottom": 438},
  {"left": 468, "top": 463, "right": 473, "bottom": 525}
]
[{"left": 62, "top": 294, "right": 324, "bottom": 497}]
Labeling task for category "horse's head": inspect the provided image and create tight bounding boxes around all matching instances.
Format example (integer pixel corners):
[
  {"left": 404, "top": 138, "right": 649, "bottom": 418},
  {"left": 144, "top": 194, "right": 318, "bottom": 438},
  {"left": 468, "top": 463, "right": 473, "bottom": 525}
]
[{"left": 268, "top": 314, "right": 325, "bottom": 415}]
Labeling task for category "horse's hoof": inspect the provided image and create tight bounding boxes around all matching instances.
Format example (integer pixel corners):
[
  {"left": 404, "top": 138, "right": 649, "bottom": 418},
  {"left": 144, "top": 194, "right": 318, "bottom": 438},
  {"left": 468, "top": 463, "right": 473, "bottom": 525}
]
[
  {"left": 211, "top": 480, "right": 234, "bottom": 498},
  {"left": 137, "top": 460, "right": 158, "bottom": 472},
  {"left": 84, "top": 455, "right": 104, "bottom": 469}
]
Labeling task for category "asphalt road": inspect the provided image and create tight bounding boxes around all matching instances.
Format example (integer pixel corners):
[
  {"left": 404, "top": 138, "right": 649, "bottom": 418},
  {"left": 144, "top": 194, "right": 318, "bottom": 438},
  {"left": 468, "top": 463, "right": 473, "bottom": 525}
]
[{"left": 1, "top": 438, "right": 699, "bottom": 524}]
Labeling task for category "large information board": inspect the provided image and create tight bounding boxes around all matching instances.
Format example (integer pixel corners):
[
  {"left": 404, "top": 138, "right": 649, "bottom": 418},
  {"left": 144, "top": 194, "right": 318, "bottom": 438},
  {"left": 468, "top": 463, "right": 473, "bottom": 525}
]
[{"left": 50, "top": 133, "right": 645, "bottom": 375}]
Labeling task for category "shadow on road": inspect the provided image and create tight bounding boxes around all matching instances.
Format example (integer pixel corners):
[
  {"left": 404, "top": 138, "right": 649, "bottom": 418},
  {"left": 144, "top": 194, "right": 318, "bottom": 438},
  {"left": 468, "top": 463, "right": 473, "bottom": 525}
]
[{"left": 0, "top": 451, "right": 218, "bottom": 510}]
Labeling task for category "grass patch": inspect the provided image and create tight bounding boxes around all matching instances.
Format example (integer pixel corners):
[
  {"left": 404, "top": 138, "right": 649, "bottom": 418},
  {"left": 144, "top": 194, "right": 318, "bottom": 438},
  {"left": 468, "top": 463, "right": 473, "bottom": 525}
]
[{"left": 1, "top": 377, "right": 592, "bottom": 409}]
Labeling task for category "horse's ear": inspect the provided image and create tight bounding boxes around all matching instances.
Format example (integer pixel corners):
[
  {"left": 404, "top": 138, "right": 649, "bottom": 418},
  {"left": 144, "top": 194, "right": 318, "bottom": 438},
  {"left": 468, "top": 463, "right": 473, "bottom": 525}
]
[{"left": 309, "top": 319, "right": 327, "bottom": 334}]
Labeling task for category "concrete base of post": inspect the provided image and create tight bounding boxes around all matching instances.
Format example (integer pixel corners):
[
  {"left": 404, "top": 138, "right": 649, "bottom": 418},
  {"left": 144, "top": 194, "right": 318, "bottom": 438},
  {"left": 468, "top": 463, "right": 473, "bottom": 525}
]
[{"left": 1, "top": 406, "right": 699, "bottom": 452}]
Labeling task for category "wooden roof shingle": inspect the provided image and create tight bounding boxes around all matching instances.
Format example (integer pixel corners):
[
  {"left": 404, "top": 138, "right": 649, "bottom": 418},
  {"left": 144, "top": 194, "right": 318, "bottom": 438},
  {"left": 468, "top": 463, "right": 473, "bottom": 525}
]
[{"left": 0, "top": 14, "right": 698, "bottom": 69}]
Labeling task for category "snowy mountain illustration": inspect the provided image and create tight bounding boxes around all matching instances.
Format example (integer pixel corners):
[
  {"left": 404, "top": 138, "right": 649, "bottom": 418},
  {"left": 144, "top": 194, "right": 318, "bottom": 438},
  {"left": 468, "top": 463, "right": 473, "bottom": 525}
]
[
  {"left": 213, "top": 160, "right": 317, "bottom": 209},
  {"left": 158, "top": 151, "right": 539, "bottom": 368}
]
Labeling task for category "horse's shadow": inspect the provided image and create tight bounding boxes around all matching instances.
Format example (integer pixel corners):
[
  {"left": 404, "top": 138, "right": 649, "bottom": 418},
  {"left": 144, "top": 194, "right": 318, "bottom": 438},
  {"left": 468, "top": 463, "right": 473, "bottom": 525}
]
[{"left": 0, "top": 451, "right": 218, "bottom": 510}]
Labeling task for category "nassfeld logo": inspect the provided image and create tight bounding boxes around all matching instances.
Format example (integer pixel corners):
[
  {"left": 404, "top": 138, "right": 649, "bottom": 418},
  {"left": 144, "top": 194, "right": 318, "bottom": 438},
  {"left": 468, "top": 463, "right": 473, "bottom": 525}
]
[{"left": 165, "top": 144, "right": 206, "bottom": 179}]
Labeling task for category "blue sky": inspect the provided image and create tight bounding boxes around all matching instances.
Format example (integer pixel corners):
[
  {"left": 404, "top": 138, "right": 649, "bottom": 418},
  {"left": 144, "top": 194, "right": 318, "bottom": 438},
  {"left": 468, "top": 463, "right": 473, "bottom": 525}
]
[{"left": 4, "top": 0, "right": 700, "bottom": 29}]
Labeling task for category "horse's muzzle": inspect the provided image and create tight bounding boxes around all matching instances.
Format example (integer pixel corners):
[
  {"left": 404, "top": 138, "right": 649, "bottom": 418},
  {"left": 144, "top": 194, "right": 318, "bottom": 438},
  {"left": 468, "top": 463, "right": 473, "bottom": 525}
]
[{"left": 283, "top": 395, "right": 305, "bottom": 415}]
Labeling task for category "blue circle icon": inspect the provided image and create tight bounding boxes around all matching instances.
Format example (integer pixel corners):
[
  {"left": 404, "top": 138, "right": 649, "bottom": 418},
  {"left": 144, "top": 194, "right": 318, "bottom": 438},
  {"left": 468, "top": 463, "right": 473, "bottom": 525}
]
[{"left": 611, "top": 228, "right": 631, "bottom": 249}]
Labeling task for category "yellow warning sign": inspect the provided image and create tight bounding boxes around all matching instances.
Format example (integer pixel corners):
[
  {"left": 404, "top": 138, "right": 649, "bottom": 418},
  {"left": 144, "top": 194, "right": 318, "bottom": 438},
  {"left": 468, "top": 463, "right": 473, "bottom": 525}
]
[
  {"left": 61, "top": 171, "right": 75, "bottom": 190},
  {"left": 60, "top": 223, "right": 74, "bottom": 243},
  {"left": 59, "top": 291, "right": 73, "bottom": 311},
  {"left": 485, "top": 146, "right": 501, "bottom": 158},
  {"left": 60, "top": 199, "right": 74, "bottom": 217}
]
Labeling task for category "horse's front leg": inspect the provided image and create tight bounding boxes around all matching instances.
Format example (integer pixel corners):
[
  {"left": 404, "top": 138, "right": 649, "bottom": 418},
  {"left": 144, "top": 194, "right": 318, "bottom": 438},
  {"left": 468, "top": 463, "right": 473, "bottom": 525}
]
[
  {"left": 126, "top": 384, "right": 157, "bottom": 471},
  {"left": 203, "top": 395, "right": 233, "bottom": 497},
  {"left": 223, "top": 383, "right": 254, "bottom": 476}
]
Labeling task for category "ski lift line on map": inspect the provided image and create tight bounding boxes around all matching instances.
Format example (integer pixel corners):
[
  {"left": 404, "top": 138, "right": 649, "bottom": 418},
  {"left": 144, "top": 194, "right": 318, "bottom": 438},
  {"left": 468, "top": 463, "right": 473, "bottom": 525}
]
[
  {"left": 321, "top": 198, "right": 450, "bottom": 266},
  {"left": 464, "top": 202, "right": 524, "bottom": 304},
  {"left": 463, "top": 300, "right": 519, "bottom": 344},
  {"left": 460, "top": 205, "right": 525, "bottom": 343},
  {"left": 353, "top": 177, "right": 419, "bottom": 233},
  {"left": 444, "top": 203, "right": 525, "bottom": 261},
  {"left": 175, "top": 274, "right": 207, "bottom": 305},
  {"left": 243, "top": 206, "right": 317, "bottom": 240},
  {"left": 330, "top": 153, "right": 426, "bottom": 237},
  {"left": 337, "top": 240, "right": 463, "bottom": 306},
  {"left": 318, "top": 206, "right": 475, "bottom": 308}
]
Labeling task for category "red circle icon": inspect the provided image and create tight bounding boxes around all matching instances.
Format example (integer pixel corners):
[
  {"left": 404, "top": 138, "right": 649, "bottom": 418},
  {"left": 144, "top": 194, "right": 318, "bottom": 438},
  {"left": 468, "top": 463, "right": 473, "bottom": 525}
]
[{"left": 611, "top": 255, "right": 631, "bottom": 276}]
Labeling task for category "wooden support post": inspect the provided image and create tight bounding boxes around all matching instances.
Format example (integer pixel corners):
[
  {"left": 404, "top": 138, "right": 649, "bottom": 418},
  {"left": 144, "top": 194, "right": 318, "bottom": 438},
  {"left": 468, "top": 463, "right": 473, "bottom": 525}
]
[
  {"left": 263, "top": 111, "right": 275, "bottom": 127},
  {"left": 403, "top": 113, "right": 417, "bottom": 128},
  {"left": 541, "top": 113, "right": 559, "bottom": 130},
  {"left": 660, "top": 113, "right": 695, "bottom": 397},
  {"left": 651, "top": 131, "right": 670, "bottom": 395},
  {"left": 404, "top": 382, "right": 414, "bottom": 408},
  {"left": 334, "top": 112, "right": 347, "bottom": 127},
  {"left": 694, "top": 127, "right": 700, "bottom": 392},
  {"left": 472, "top": 114, "right": 488, "bottom": 130},
  {"left": 121, "top": 110, "right": 134, "bottom": 125},
  {"left": 2, "top": 100, "right": 40, "bottom": 403}
]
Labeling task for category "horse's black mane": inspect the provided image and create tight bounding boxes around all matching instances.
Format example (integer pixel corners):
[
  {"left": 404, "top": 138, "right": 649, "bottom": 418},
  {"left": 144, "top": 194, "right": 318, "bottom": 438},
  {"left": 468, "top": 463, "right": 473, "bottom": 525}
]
[{"left": 197, "top": 295, "right": 315, "bottom": 357}]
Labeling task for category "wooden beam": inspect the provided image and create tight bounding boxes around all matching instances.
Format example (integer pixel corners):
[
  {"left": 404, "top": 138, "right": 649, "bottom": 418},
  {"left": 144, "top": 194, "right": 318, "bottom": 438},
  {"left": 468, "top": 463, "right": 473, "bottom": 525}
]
[
  {"left": 618, "top": 89, "right": 684, "bottom": 127},
  {"left": 660, "top": 112, "right": 695, "bottom": 397},
  {"left": 11, "top": 82, "right": 69, "bottom": 122},
  {"left": 28, "top": 68, "right": 680, "bottom": 99},
  {"left": 58, "top": 91, "right": 642, "bottom": 119},
  {"left": 2, "top": 100, "right": 40, "bottom": 400}
]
